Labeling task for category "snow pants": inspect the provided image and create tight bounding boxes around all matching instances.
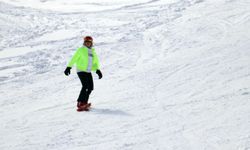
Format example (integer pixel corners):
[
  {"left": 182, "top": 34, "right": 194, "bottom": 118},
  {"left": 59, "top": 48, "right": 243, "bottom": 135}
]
[{"left": 77, "top": 72, "right": 94, "bottom": 103}]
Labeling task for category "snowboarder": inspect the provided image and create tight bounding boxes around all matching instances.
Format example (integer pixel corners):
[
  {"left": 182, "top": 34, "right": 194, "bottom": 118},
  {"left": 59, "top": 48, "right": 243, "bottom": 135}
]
[{"left": 64, "top": 36, "right": 103, "bottom": 111}]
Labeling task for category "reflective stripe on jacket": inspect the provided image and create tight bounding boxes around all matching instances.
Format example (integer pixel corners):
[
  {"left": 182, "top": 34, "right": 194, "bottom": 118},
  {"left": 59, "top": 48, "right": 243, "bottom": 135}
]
[{"left": 67, "top": 46, "right": 100, "bottom": 72}]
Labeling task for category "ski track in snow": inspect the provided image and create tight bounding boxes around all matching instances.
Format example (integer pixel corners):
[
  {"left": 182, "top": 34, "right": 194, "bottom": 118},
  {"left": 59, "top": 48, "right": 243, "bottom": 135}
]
[{"left": 0, "top": 0, "right": 250, "bottom": 149}]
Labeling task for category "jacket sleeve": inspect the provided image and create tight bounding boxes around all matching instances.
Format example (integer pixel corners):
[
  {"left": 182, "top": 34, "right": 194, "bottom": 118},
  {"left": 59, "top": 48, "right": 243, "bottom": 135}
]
[
  {"left": 93, "top": 50, "right": 100, "bottom": 71},
  {"left": 67, "top": 48, "right": 80, "bottom": 67}
]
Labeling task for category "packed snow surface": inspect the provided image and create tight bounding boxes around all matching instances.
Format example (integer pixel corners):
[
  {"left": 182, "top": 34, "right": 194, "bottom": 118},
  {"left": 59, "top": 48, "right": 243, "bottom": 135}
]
[{"left": 0, "top": 0, "right": 250, "bottom": 149}]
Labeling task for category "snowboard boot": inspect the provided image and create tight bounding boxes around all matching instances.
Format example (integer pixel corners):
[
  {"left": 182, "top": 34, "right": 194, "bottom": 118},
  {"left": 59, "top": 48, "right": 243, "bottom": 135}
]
[
  {"left": 77, "top": 101, "right": 87, "bottom": 108},
  {"left": 77, "top": 102, "right": 91, "bottom": 111}
]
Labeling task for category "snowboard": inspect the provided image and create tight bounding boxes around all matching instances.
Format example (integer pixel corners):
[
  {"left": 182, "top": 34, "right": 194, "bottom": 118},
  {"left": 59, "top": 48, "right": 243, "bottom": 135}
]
[{"left": 77, "top": 103, "right": 91, "bottom": 112}]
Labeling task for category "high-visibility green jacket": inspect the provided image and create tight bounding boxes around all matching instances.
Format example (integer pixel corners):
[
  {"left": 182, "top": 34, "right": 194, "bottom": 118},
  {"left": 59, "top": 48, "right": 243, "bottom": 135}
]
[{"left": 67, "top": 46, "right": 100, "bottom": 72}]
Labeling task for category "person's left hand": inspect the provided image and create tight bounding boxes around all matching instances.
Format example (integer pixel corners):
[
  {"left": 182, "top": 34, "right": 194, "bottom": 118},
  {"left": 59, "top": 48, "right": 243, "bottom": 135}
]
[{"left": 96, "top": 70, "right": 103, "bottom": 79}]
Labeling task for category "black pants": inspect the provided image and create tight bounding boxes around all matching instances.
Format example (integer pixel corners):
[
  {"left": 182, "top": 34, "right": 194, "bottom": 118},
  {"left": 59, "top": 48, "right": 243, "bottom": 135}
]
[{"left": 77, "top": 72, "right": 94, "bottom": 103}]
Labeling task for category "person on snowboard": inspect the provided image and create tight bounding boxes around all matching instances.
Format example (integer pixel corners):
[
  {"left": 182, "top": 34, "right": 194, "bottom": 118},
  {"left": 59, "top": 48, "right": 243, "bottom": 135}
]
[{"left": 64, "top": 36, "right": 103, "bottom": 111}]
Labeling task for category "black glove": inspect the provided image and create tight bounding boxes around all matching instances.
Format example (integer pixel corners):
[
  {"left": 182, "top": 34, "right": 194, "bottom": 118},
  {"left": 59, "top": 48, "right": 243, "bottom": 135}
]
[
  {"left": 96, "top": 70, "right": 103, "bottom": 79},
  {"left": 64, "top": 67, "right": 71, "bottom": 76}
]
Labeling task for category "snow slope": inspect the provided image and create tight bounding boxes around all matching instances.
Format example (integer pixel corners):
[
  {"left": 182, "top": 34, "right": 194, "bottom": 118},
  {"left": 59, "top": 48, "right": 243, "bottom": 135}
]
[{"left": 0, "top": 0, "right": 250, "bottom": 149}]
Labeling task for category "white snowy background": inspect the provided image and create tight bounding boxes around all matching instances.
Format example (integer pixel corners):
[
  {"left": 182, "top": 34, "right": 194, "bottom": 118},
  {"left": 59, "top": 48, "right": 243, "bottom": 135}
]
[{"left": 0, "top": 0, "right": 250, "bottom": 149}]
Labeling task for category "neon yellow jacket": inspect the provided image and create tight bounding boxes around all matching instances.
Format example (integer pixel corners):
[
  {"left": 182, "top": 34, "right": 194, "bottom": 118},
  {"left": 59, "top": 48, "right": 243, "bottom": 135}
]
[{"left": 67, "top": 46, "right": 100, "bottom": 72}]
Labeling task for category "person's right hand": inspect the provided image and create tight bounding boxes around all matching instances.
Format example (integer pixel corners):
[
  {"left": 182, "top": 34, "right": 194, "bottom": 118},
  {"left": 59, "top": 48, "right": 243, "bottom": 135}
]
[{"left": 64, "top": 67, "right": 71, "bottom": 76}]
